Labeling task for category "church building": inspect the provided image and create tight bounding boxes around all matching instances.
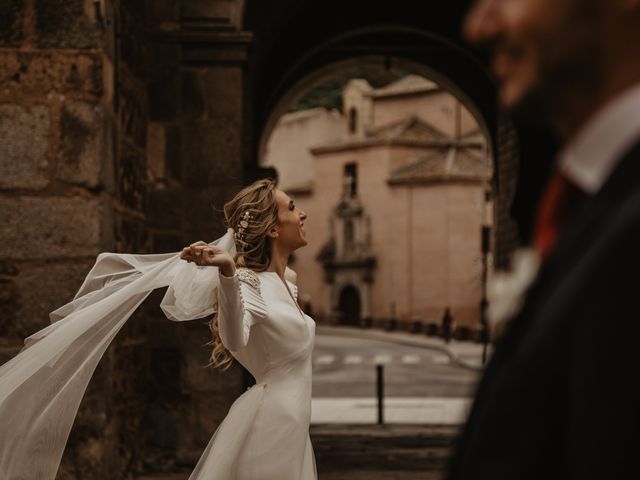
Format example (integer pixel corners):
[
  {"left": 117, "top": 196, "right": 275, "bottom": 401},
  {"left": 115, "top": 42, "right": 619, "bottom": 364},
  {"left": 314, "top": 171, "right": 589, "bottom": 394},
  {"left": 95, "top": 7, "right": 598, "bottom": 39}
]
[{"left": 264, "top": 75, "right": 492, "bottom": 332}]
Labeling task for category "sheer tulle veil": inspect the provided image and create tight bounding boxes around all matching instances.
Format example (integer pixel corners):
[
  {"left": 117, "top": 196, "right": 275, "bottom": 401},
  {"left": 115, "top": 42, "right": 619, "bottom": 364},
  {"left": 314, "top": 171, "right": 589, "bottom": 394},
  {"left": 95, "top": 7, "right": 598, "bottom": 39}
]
[{"left": 0, "top": 229, "right": 236, "bottom": 479}]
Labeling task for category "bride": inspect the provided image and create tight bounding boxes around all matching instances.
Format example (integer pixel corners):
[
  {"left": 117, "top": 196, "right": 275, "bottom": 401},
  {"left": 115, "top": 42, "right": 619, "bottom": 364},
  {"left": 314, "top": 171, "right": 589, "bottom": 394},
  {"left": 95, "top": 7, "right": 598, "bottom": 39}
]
[{"left": 0, "top": 178, "right": 317, "bottom": 480}]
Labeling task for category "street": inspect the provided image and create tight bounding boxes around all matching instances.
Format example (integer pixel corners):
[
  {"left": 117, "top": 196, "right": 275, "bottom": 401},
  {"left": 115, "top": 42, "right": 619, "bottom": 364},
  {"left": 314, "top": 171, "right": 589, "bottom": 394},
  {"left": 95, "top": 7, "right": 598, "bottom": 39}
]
[
  {"left": 311, "top": 329, "right": 482, "bottom": 424},
  {"left": 313, "top": 332, "right": 480, "bottom": 398}
]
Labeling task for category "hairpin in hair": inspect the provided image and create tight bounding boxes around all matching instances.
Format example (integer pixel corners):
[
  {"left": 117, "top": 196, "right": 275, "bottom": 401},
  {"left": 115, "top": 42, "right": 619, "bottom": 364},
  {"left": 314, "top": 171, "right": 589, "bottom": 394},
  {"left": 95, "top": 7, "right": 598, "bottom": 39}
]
[{"left": 233, "top": 211, "right": 253, "bottom": 242}]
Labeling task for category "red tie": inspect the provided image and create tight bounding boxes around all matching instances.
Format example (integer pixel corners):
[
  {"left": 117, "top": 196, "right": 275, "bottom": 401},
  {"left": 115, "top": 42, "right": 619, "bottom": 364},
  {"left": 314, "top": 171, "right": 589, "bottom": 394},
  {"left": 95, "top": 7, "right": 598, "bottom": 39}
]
[{"left": 533, "top": 170, "right": 585, "bottom": 260}]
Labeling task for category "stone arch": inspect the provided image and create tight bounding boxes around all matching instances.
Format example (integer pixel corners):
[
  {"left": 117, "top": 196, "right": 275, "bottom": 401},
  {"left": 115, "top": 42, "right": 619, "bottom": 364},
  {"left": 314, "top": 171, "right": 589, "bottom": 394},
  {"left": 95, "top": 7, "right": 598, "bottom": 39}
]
[{"left": 249, "top": 24, "right": 519, "bottom": 267}]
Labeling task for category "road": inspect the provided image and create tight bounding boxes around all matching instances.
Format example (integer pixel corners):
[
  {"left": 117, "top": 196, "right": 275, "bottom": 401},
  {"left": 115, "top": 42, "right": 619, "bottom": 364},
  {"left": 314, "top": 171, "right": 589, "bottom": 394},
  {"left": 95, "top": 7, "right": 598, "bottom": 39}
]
[{"left": 312, "top": 332, "right": 480, "bottom": 398}]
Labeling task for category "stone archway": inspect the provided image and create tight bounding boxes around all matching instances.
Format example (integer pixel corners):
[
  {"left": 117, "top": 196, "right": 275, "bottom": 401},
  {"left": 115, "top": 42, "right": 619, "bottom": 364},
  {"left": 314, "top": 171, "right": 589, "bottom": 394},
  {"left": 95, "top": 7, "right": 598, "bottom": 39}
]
[
  {"left": 338, "top": 285, "right": 361, "bottom": 326},
  {"left": 247, "top": 23, "right": 520, "bottom": 268}
]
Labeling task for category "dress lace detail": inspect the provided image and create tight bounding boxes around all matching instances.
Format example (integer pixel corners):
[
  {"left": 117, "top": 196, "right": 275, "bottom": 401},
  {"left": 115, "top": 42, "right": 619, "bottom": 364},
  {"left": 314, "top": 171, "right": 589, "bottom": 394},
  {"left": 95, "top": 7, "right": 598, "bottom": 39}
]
[{"left": 237, "top": 267, "right": 261, "bottom": 294}]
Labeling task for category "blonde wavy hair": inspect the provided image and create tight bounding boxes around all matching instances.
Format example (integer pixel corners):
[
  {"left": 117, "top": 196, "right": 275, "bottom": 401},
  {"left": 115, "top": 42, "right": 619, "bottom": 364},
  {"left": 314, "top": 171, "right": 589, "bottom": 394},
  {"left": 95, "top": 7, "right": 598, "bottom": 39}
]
[{"left": 206, "top": 178, "right": 279, "bottom": 369}]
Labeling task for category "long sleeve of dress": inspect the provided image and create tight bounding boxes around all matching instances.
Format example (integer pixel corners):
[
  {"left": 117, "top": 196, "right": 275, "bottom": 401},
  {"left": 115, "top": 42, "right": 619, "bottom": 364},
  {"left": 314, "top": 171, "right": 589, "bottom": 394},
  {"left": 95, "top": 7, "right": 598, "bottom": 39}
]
[{"left": 217, "top": 268, "right": 268, "bottom": 352}]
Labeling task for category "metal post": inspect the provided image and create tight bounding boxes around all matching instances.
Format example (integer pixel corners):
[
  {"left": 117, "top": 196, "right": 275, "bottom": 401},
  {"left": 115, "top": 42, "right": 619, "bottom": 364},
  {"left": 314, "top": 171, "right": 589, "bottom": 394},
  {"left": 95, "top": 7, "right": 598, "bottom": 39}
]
[
  {"left": 480, "top": 224, "right": 491, "bottom": 365},
  {"left": 376, "top": 364, "right": 384, "bottom": 424}
]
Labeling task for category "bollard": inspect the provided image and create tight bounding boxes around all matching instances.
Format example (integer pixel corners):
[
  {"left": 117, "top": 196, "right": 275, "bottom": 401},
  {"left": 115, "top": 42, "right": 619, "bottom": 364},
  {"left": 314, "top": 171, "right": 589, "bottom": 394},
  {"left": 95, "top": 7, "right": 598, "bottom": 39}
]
[{"left": 376, "top": 364, "right": 384, "bottom": 424}]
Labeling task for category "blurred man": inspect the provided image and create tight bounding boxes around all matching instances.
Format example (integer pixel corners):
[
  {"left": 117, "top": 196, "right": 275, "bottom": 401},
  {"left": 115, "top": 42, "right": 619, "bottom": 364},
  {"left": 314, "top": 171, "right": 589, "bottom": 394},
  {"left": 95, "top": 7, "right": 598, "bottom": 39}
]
[{"left": 447, "top": 0, "right": 640, "bottom": 478}]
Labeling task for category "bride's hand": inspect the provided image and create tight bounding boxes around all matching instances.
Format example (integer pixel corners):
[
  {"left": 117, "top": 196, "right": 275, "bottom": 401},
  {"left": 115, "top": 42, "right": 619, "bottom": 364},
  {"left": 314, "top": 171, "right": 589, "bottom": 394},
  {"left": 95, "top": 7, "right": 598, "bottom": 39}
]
[{"left": 180, "top": 241, "right": 236, "bottom": 276}]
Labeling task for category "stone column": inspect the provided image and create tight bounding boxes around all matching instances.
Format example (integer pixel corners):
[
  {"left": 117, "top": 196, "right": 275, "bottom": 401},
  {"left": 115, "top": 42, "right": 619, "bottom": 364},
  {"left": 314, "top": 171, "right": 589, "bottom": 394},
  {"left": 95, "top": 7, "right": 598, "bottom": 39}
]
[
  {"left": 494, "top": 111, "right": 520, "bottom": 269},
  {"left": 141, "top": 1, "right": 255, "bottom": 465}
]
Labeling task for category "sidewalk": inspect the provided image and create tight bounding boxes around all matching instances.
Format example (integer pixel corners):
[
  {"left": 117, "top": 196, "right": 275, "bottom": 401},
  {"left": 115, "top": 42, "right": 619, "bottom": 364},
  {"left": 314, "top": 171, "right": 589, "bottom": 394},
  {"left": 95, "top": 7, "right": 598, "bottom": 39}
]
[
  {"left": 316, "top": 325, "right": 489, "bottom": 370},
  {"left": 311, "top": 397, "right": 472, "bottom": 424}
]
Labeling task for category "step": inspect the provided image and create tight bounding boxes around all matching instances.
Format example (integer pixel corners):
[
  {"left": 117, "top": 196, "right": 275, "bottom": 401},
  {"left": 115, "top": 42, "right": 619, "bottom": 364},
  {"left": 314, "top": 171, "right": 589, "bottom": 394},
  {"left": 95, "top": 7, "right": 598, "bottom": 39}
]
[{"left": 311, "top": 424, "right": 459, "bottom": 475}]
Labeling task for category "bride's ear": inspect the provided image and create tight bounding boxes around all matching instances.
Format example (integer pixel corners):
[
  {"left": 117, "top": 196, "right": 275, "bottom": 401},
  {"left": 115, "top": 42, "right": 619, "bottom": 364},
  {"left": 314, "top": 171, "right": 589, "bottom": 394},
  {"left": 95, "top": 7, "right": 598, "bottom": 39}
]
[{"left": 267, "top": 225, "right": 279, "bottom": 239}]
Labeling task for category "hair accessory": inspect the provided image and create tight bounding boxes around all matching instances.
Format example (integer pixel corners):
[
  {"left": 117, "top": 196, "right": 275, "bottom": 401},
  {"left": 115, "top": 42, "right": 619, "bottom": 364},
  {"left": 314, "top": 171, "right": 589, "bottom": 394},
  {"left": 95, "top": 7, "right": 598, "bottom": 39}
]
[{"left": 234, "top": 211, "right": 253, "bottom": 242}]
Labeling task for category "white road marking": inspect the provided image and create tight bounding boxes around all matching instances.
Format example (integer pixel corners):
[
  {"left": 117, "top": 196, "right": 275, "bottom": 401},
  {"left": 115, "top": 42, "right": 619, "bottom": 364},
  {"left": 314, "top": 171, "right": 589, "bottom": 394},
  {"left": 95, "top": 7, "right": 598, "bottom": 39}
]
[
  {"left": 432, "top": 354, "right": 451, "bottom": 364},
  {"left": 311, "top": 397, "right": 473, "bottom": 424},
  {"left": 401, "top": 354, "right": 421, "bottom": 364},
  {"left": 314, "top": 354, "right": 335, "bottom": 365},
  {"left": 373, "top": 354, "right": 392, "bottom": 365},
  {"left": 344, "top": 355, "right": 363, "bottom": 365}
]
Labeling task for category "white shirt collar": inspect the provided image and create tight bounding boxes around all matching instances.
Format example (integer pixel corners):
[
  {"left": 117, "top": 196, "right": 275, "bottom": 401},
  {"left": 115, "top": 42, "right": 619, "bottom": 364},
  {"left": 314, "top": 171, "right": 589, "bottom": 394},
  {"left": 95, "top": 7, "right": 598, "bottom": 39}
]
[{"left": 559, "top": 82, "right": 640, "bottom": 194}]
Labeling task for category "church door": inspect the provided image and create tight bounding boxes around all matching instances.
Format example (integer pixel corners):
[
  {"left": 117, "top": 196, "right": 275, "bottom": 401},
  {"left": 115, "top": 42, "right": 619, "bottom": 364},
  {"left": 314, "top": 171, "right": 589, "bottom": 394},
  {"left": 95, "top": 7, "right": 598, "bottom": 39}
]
[{"left": 338, "top": 285, "right": 361, "bottom": 326}]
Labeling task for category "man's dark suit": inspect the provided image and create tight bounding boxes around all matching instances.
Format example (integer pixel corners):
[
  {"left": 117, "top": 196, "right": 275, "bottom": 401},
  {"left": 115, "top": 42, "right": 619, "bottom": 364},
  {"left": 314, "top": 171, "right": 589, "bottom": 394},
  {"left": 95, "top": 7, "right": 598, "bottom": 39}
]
[{"left": 447, "top": 140, "right": 640, "bottom": 479}]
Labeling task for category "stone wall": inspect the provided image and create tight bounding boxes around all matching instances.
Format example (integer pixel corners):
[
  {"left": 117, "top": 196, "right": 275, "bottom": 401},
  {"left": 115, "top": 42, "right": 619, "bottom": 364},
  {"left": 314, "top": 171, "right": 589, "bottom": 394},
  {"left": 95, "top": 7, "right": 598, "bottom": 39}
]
[
  {"left": 141, "top": 0, "right": 253, "bottom": 470},
  {"left": 0, "top": 0, "right": 120, "bottom": 477},
  {"left": 0, "top": 0, "right": 252, "bottom": 477}
]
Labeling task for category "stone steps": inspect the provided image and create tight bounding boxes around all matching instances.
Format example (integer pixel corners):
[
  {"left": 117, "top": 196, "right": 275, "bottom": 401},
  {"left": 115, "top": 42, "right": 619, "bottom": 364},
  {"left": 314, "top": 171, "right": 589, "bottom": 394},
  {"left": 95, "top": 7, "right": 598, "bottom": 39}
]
[
  {"left": 135, "top": 425, "right": 459, "bottom": 479},
  {"left": 311, "top": 424, "right": 458, "bottom": 478}
]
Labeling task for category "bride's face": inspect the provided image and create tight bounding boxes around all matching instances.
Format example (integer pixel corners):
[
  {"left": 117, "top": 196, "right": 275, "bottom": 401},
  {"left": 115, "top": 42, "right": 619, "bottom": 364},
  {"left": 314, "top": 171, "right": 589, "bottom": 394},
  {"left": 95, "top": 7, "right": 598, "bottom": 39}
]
[{"left": 270, "top": 189, "right": 308, "bottom": 251}]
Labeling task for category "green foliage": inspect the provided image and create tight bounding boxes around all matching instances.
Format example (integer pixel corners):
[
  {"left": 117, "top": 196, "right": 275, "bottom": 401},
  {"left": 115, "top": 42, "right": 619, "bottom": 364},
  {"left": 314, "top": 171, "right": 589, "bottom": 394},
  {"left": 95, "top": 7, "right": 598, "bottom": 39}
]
[{"left": 289, "top": 65, "right": 411, "bottom": 113}]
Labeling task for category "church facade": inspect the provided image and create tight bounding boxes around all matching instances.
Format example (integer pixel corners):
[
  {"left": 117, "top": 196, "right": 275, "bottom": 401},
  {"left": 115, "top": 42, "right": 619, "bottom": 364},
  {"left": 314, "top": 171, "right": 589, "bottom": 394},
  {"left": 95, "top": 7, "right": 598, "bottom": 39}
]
[{"left": 265, "top": 75, "right": 493, "bottom": 332}]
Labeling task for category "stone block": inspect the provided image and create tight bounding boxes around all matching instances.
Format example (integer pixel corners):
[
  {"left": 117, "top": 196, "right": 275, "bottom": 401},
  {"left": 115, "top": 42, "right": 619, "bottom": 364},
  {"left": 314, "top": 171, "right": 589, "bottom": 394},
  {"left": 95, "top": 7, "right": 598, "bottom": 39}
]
[
  {"left": 117, "top": 144, "right": 147, "bottom": 212},
  {"left": 35, "top": 0, "right": 101, "bottom": 48},
  {"left": 181, "top": 0, "right": 241, "bottom": 27},
  {"left": 150, "top": 1, "right": 180, "bottom": 30},
  {"left": 165, "top": 125, "right": 182, "bottom": 181},
  {"left": 181, "top": 186, "right": 235, "bottom": 241},
  {"left": 152, "top": 43, "right": 180, "bottom": 69},
  {"left": 146, "top": 188, "right": 185, "bottom": 230},
  {"left": 180, "top": 70, "right": 205, "bottom": 120},
  {"left": 0, "top": 279, "right": 17, "bottom": 336},
  {"left": 147, "top": 123, "right": 166, "bottom": 180},
  {"left": 0, "top": 51, "right": 103, "bottom": 97},
  {"left": 118, "top": 10, "right": 149, "bottom": 79},
  {"left": 57, "top": 101, "right": 112, "bottom": 188},
  {"left": 201, "top": 67, "right": 242, "bottom": 118},
  {"left": 0, "top": 196, "right": 113, "bottom": 260},
  {"left": 180, "top": 324, "right": 220, "bottom": 392},
  {"left": 113, "top": 213, "right": 149, "bottom": 253},
  {"left": 0, "top": 0, "right": 25, "bottom": 46},
  {"left": 152, "top": 232, "right": 184, "bottom": 253},
  {"left": 0, "top": 104, "right": 50, "bottom": 189},
  {"left": 118, "top": 76, "right": 148, "bottom": 148},
  {"left": 12, "top": 260, "right": 95, "bottom": 336},
  {"left": 149, "top": 69, "right": 180, "bottom": 121},
  {"left": 181, "top": 122, "right": 243, "bottom": 187}
]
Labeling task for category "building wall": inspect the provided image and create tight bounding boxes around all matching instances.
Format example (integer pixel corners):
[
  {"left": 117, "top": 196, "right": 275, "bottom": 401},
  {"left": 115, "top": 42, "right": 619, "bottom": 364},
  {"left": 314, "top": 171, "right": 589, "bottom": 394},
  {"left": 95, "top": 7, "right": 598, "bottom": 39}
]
[
  {"left": 276, "top": 79, "right": 490, "bottom": 329},
  {"left": 372, "top": 91, "right": 479, "bottom": 137},
  {"left": 294, "top": 147, "right": 487, "bottom": 328},
  {"left": 407, "top": 184, "right": 486, "bottom": 325},
  {"left": 263, "top": 108, "right": 343, "bottom": 190}
]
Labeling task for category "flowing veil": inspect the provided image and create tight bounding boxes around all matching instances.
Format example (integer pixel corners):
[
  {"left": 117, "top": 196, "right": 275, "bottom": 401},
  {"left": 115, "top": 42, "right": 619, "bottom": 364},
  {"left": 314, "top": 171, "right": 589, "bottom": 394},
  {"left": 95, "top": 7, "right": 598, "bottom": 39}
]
[{"left": 0, "top": 229, "right": 236, "bottom": 480}]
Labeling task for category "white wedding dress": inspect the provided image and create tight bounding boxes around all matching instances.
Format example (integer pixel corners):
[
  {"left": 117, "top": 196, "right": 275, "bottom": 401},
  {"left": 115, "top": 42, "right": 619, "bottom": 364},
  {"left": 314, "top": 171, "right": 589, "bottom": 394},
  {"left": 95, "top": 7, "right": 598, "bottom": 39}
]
[
  {"left": 190, "top": 268, "right": 317, "bottom": 479},
  {"left": 0, "top": 229, "right": 317, "bottom": 480}
]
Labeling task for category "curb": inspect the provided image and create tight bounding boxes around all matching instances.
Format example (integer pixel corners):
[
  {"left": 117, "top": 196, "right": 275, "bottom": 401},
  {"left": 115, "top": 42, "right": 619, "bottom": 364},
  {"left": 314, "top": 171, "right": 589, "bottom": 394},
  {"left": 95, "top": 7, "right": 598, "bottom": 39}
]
[{"left": 316, "top": 326, "right": 486, "bottom": 372}]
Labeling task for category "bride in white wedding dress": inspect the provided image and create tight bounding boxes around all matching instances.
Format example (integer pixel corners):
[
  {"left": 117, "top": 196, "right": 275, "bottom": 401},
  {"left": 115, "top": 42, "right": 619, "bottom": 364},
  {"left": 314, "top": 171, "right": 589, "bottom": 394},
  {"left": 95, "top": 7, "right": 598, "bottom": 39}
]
[
  {"left": 0, "top": 178, "right": 317, "bottom": 480},
  {"left": 184, "top": 179, "right": 317, "bottom": 480}
]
